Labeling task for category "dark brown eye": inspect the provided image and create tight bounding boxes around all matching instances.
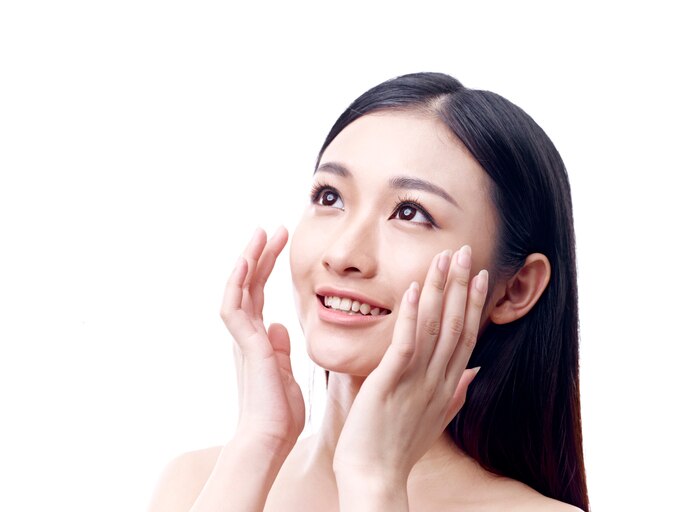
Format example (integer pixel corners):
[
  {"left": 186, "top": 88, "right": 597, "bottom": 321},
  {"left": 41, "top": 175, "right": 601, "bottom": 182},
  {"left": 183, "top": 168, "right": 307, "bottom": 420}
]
[
  {"left": 398, "top": 205, "right": 417, "bottom": 220},
  {"left": 313, "top": 187, "right": 344, "bottom": 209},
  {"left": 389, "top": 200, "right": 434, "bottom": 226},
  {"left": 321, "top": 190, "right": 339, "bottom": 206}
]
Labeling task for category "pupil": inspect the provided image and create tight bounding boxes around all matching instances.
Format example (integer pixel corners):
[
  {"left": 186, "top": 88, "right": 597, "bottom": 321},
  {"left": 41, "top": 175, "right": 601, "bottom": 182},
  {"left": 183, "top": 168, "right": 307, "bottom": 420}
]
[
  {"left": 401, "top": 206, "right": 415, "bottom": 219},
  {"left": 324, "top": 192, "right": 335, "bottom": 205}
]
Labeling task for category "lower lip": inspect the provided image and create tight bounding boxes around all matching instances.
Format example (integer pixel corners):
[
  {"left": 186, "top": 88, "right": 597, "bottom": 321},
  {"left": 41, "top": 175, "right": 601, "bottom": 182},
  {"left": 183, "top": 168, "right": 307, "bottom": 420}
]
[{"left": 317, "top": 297, "right": 391, "bottom": 326}]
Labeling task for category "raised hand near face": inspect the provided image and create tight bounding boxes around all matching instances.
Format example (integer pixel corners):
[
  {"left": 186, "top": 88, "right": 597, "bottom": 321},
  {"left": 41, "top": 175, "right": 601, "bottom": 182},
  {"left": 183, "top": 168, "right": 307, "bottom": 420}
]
[
  {"left": 333, "top": 246, "right": 488, "bottom": 500},
  {"left": 220, "top": 227, "right": 304, "bottom": 454}
]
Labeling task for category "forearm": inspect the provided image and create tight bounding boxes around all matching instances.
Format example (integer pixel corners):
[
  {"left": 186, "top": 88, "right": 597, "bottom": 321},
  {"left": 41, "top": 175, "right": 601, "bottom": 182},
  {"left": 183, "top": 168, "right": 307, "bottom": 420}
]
[
  {"left": 190, "top": 436, "right": 291, "bottom": 512},
  {"left": 336, "top": 473, "right": 409, "bottom": 512}
]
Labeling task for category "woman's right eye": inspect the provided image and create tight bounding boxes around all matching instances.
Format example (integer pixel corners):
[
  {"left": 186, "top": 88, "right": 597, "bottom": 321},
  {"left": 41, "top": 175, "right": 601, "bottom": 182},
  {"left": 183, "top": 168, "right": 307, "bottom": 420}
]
[{"left": 311, "top": 185, "right": 344, "bottom": 210}]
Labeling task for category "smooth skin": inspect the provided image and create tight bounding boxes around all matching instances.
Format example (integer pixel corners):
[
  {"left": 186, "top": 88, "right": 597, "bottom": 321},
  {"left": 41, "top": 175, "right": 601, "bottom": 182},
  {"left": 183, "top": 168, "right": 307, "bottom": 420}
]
[
  {"left": 334, "top": 246, "right": 486, "bottom": 511},
  {"left": 148, "top": 112, "right": 579, "bottom": 512}
]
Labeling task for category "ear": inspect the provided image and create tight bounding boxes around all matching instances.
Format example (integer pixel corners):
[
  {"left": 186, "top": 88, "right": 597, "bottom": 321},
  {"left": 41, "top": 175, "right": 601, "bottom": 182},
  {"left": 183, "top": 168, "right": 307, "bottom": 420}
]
[{"left": 489, "top": 253, "right": 551, "bottom": 325}]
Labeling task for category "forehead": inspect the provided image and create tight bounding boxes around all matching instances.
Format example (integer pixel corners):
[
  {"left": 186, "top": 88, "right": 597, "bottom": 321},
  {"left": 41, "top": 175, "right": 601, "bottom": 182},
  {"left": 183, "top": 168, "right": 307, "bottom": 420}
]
[{"left": 318, "top": 111, "right": 490, "bottom": 201}]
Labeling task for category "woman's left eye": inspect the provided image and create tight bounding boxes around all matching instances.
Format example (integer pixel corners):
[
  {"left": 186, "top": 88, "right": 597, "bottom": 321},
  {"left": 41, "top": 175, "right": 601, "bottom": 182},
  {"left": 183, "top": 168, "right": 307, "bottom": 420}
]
[{"left": 390, "top": 201, "right": 437, "bottom": 227}]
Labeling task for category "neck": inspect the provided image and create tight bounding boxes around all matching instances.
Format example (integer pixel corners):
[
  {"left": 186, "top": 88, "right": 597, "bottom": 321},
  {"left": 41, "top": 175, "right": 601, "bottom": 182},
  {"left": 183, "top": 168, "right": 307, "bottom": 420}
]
[{"left": 317, "top": 371, "right": 363, "bottom": 454}]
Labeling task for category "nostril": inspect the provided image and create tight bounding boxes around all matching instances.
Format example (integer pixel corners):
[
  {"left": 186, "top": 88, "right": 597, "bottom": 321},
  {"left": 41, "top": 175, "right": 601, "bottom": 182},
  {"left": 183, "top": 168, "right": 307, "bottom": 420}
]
[
  {"left": 321, "top": 260, "right": 362, "bottom": 275},
  {"left": 321, "top": 243, "right": 378, "bottom": 278}
]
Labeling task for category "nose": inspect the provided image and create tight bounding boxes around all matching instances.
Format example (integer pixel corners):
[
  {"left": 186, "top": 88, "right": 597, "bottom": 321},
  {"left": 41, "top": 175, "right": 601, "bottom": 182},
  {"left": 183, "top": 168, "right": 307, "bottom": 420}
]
[{"left": 322, "top": 215, "right": 378, "bottom": 278}]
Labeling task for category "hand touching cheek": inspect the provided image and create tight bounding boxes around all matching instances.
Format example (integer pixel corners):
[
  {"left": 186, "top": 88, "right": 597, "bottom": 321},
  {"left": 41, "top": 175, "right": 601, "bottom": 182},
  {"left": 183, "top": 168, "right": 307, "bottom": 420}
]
[{"left": 333, "top": 246, "right": 488, "bottom": 497}]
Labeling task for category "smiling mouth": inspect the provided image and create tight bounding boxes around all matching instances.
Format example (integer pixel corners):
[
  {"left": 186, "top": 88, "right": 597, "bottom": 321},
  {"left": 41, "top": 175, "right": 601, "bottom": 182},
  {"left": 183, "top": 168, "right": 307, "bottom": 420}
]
[{"left": 317, "top": 295, "right": 391, "bottom": 316}]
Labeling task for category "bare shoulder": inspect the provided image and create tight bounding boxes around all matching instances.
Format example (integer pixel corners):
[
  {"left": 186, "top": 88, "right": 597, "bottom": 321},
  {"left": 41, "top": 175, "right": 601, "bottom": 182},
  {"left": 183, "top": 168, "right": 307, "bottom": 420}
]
[
  {"left": 514, "top": 494, "right": 583, "bottom": 512},
  {"left": 466, "top": 472, "right": 583, "bottom": 512},
  {"left": 500, "top": 482, "right": 584, "bottom": 512},
  {"left": 147, "top": 446, "right": 222, "bottom": 512}
]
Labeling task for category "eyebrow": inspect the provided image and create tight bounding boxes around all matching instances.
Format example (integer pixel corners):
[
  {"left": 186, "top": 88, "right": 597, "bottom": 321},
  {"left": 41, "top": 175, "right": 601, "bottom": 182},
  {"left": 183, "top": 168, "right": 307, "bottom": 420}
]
[{"left": 315, "top": 161, "right": 460, "bottom": 208}]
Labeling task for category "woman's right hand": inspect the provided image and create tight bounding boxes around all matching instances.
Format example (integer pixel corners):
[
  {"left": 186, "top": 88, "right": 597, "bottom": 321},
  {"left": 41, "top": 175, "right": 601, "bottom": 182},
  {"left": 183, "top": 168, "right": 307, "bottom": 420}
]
[{"left": 220, "top": 226, "right": 304, "bottom": 455}]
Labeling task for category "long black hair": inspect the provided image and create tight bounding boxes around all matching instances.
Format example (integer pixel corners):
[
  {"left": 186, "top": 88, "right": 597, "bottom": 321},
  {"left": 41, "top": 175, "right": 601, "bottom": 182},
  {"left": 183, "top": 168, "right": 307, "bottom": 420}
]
[{"left": 316, "top": 72, "right": 588, "bottom": 510}]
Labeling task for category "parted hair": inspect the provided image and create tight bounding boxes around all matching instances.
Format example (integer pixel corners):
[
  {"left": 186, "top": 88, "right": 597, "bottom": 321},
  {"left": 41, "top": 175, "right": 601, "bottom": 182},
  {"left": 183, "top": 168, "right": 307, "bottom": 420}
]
[{"left": 316, "top": 72, "right": 588, "bottom": 511}]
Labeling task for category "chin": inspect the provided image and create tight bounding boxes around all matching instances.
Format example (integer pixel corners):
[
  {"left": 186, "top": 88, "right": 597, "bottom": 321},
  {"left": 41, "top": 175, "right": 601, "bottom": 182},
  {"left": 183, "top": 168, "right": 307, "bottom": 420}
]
[{"left": 304, "top": 329, "right": 388, "bottom": 377}]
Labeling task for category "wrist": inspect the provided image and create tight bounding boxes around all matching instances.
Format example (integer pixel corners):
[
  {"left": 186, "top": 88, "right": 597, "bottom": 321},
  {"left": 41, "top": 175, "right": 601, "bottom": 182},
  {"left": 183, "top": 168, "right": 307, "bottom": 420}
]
[
  {"left": 233, "top": 427, "right": 297, "bottom": 460},
  {"left": 189, "top": 435, "right": 293, "bottom": 512}
]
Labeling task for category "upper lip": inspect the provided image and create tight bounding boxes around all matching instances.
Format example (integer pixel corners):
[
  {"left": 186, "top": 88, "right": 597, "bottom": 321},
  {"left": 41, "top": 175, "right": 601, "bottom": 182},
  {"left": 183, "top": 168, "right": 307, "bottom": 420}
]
[{"left": 315, "top": 286, "right": 392, "bottom": 312}]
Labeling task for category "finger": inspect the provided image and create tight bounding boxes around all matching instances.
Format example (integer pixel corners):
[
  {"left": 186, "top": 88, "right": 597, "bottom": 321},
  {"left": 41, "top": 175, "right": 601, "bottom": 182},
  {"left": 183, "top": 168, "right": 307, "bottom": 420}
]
[
  {"left": 440, "top": 367, "right": 480, "bottom": 430},
  {"left": 219, "top": 257, "right": 263, "bottom": 354},
  {"left": 219, "top": 228, "right": 268, "bottom": 337},
  {"left": 372, "top": 281, "right": 420, "bottom": 388},
  {"left": 242, "top": 227, "right": 268, "bottom": 291},
  {"left": 427, "top": 245, "right": 472, "bottom": 375},
  {"left": 445, "top": 269, "right": 488, "bottom": 389},
  {"left": 412, "top": 249, "right": 453, "bottom": 371},
  {"left": 268, "top": 323, "right": 294, "bottom": 375},
  {"left": 268, "top": 323, "right": 291, "bottom": 355},
  {"left": 220, "top": 256, "right": 249, "bottom": 321},
  {"left": 250, "top": 226, "right": 289, "bottom": 313}
]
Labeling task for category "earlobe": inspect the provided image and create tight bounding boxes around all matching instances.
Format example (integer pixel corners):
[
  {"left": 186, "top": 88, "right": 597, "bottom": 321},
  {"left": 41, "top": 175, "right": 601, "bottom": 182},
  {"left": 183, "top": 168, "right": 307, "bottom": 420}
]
[{"left": 489, "top": 253, "right": 551, "bottom": 325}]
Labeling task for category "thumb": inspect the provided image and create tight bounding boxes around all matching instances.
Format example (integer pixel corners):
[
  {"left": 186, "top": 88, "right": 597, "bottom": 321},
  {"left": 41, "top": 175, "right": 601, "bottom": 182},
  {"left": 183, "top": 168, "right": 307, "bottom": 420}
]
[
  {"left": 267, "top": 323, "right": 294, "bottom": 375},
  {"left": 442, "top": 366, "right": 481, "bottom": 429},
  {"left": 267, "top": 323, "right": 291, "bottom": 355}
]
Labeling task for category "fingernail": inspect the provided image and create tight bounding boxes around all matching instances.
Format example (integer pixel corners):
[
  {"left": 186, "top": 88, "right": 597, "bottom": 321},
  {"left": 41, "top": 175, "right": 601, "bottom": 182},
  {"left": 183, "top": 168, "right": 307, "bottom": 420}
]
[
  {"left": 472, "top": 366, "right": 481, "bottom": 375},
  {"left": 438, "top": 250, "right": 452, "bottom": 273},
  {"left": 475, "top": 269, "right": 488, "bottom": 293},
  {"left": 407, "top": 281, "right": 419, "bottom": 304},
  {"left": 457, "top": 245, "right": 471, "bottom": 268}
]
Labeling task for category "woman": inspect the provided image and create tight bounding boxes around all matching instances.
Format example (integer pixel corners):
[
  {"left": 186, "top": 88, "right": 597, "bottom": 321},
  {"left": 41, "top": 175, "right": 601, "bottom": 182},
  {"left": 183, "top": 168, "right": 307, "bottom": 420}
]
[{"left": 149, "top": 72, "right": 589, "bottom": 511}]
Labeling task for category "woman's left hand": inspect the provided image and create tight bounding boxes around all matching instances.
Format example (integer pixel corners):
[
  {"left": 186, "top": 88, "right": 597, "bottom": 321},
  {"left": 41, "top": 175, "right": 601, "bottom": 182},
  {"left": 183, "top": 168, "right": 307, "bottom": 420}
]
[{"left": 333, "top": 246, "right": 488, "bottom": 497}]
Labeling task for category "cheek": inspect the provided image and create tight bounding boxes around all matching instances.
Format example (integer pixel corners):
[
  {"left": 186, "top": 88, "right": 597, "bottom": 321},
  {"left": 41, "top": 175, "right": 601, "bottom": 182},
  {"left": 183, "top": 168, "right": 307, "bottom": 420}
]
[
  {"left": 383, "top": 239, "right": 438, "bottom": 293},
  {"left": 384, "top": 235, "right": 493, "bottom": 302}
]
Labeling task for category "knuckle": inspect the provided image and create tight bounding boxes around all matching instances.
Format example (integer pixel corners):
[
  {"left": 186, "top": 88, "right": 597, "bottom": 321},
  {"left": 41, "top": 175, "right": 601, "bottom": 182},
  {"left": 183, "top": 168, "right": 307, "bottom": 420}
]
[
  {"left": 394, "top": 340, "right": 415, "bottom": 360},
  {"left": 430, "top": 278, "right": 446, "bottom": 291},
  {"left": 424, "top": 378, "right": 439, "bottom": 397},
  {"left": 221, "top": 310, "right": 244, "bottom": 335},
  {"left": 219, "top": 308, "right": 231, "bottom": 323},
  {"left": 454, "top": 273, "right": 470, "bottom": 288},
  {"left": 471, "top": 295, "right": 486, "bottom": 309},
  {"left": 461, "top": 331, "right": 478, "bottom": 351},
  {"left": 424, "top": 318, "right": 441, "bottom": 337},
  {"left": 447, "top": 315, "right": 465, "bottom": 336}
]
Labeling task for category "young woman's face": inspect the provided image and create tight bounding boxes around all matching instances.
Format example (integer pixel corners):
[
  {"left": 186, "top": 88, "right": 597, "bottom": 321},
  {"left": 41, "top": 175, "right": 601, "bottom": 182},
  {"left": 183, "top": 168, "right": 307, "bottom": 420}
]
[{"left": 290, "top": 111, "right": 498, "bottom": 376}]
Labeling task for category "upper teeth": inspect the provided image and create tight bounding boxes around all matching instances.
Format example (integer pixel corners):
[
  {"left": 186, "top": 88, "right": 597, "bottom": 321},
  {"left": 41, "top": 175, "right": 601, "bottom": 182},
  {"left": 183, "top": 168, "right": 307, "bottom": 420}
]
[{"left": 323, "top": 296, "right": 389, "bottom": 316}]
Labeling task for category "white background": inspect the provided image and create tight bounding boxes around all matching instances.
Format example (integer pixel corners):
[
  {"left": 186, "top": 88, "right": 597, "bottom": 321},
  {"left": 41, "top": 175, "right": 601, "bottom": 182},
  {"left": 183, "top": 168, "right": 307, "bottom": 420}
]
[{"left": 1, "top": 1, "right": 681, "bottom": 510}]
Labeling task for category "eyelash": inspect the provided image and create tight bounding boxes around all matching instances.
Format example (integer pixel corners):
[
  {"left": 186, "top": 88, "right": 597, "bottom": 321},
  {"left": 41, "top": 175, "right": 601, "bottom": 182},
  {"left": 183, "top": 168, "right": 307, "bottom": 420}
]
[
  {"left": 309, "top": 182, "right": 438, "bottom": 229},
  {"left": 310, "top": 181, "right": 336, "bottom": 204},
  {"left": 392, "top": 194, "right": 438, "bottom": 228}
]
